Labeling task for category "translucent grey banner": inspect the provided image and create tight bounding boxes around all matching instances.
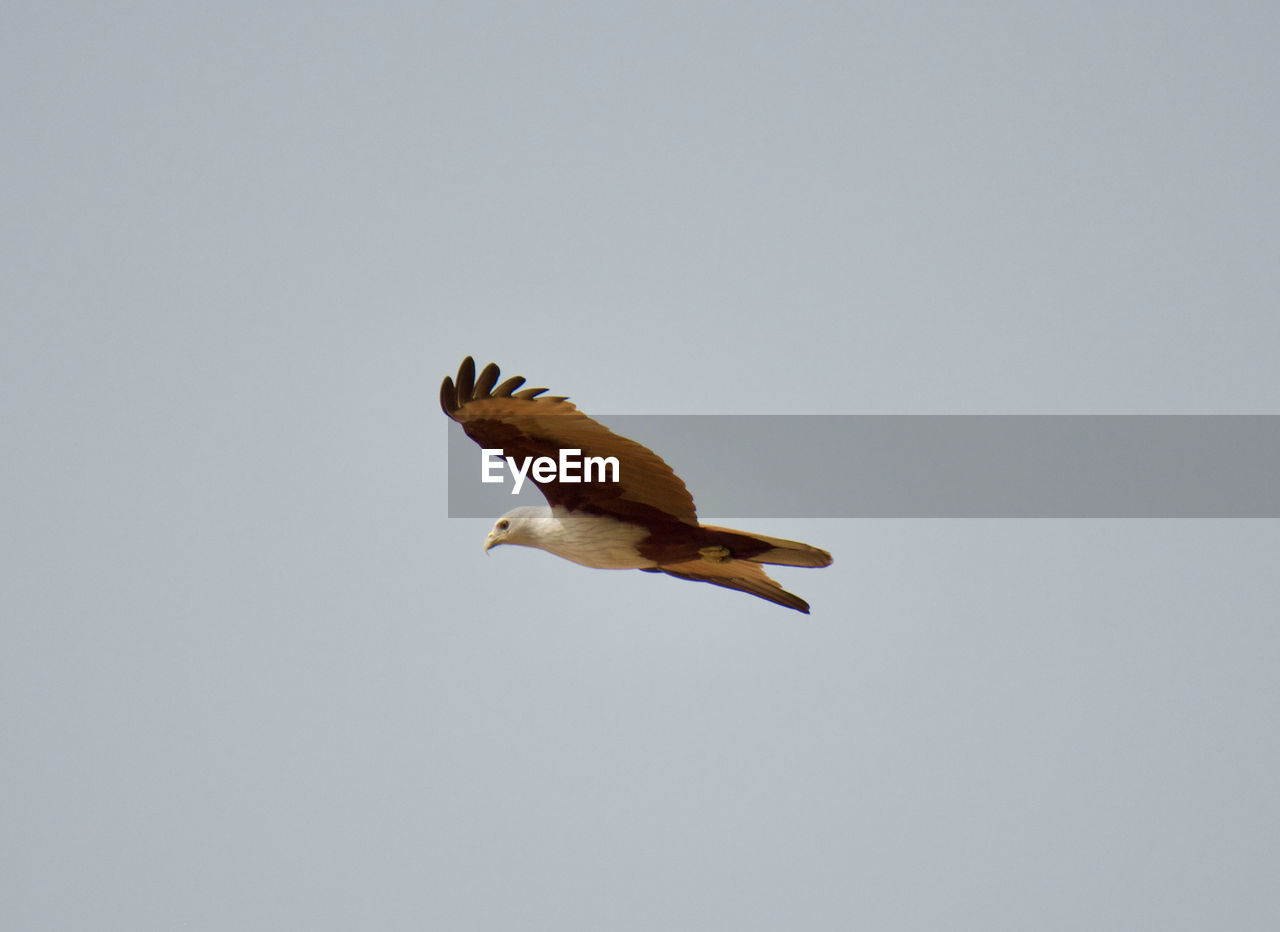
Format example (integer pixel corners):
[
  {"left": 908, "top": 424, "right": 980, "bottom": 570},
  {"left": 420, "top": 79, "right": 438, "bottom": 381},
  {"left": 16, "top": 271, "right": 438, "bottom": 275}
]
[{"left": 447, "top": 416, "right": 1280, "bottom": 518}]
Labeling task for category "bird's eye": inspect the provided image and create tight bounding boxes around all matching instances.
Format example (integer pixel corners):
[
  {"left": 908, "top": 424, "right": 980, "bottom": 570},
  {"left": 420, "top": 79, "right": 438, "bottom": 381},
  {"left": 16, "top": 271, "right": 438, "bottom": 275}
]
[{"left": 497, "top": 520, "right": 509, "bottom": 531}]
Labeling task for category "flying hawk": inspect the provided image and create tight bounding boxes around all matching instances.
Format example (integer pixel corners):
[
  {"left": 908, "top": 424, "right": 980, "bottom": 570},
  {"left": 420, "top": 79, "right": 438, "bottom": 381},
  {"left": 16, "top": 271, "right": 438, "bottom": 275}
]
[{"left": 441, "top": 357, "right": 833, "bottom": 613}]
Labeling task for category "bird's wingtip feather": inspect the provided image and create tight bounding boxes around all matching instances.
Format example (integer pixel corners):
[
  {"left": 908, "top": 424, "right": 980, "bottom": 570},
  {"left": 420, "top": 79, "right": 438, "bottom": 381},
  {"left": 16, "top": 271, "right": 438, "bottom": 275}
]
[
  {"left": 455, "top": 356, "right": 476, "bottom": 401},
  {"left": 474, "top": 362, "right": 501, "bottom": 397},
  {"left": 440, "top": 376, "right": 457, "bottom": 416}
]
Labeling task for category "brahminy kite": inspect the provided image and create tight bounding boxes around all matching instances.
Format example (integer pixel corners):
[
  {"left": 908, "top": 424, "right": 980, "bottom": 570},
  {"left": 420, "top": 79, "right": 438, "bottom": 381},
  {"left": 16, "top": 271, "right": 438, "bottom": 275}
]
[{"left": 441, "top": 357, "right": 833, "bottom": 613}]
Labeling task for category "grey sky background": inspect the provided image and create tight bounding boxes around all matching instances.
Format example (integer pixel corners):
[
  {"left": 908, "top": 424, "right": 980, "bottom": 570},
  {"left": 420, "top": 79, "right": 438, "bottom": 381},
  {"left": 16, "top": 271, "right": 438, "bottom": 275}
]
[{"left": 3, "top": 2, "right": 1278, "bottom": 929}]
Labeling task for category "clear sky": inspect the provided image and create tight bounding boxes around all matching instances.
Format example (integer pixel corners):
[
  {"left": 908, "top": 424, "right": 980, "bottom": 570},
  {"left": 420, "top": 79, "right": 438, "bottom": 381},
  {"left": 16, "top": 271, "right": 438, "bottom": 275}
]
[{"left": 3, "top": 2, "right": 1279, "bottom": 929}]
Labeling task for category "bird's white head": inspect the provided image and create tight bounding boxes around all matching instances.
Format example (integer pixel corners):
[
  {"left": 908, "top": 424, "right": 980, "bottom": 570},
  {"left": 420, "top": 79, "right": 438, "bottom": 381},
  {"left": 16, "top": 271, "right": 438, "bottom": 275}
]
[{"left": 484, "top": 506, "right": 551, "bottom": 553}]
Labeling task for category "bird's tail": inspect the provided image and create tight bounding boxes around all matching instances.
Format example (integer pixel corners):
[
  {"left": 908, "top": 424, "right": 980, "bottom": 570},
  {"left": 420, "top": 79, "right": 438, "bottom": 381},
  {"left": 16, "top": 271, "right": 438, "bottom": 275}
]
[{"left": 702, "top": 525, "right": 833, "bottom": 568}]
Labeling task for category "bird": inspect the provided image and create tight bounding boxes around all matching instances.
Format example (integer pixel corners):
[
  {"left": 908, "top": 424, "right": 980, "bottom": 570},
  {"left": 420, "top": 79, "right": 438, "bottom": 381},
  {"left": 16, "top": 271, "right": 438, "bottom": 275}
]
[{"left": 440, "top": 357, "right": 833, "bottom": 613}]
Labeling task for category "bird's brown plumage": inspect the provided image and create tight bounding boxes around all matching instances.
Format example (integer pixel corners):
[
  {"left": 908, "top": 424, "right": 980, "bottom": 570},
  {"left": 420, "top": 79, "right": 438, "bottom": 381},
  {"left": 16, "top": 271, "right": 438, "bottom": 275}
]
[
  {"left": 441, "top": 356, "right": 698, "bottom": 525},
  {"left": 442, "top": 357, "right": 832, "bottom": 612},
  {"left": 640, "top": 560, "right": 814, "bottom": 613}
]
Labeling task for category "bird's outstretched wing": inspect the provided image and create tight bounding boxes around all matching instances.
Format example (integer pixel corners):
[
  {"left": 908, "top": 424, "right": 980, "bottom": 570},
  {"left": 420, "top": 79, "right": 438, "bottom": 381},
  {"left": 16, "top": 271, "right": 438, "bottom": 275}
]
[
  {"left": 441, "top": 357, "right": 699, "bottom": 525},
  {"left": 644, "top": 559, "right": 811, "bottom": 613}
]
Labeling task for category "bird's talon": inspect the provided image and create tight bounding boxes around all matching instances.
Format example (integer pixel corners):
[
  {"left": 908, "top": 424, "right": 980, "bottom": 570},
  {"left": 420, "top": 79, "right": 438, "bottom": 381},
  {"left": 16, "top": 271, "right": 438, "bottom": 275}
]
[{"left": 699, "top": 545, "right": 732, "bottom": 564}]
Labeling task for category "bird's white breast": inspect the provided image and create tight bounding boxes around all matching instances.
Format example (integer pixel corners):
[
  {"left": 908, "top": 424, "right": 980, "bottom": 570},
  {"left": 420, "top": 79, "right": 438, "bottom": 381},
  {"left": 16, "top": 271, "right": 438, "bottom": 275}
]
[{"left": 529, "top": 508, "right": 656, "bottom": 570}]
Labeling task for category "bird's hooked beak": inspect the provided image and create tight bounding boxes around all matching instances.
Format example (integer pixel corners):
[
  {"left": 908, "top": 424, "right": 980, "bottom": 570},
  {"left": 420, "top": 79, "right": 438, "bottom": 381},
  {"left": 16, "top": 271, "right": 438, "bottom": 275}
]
[{"left": 485, "top": 519, "right": 512, "bottom": 554}]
